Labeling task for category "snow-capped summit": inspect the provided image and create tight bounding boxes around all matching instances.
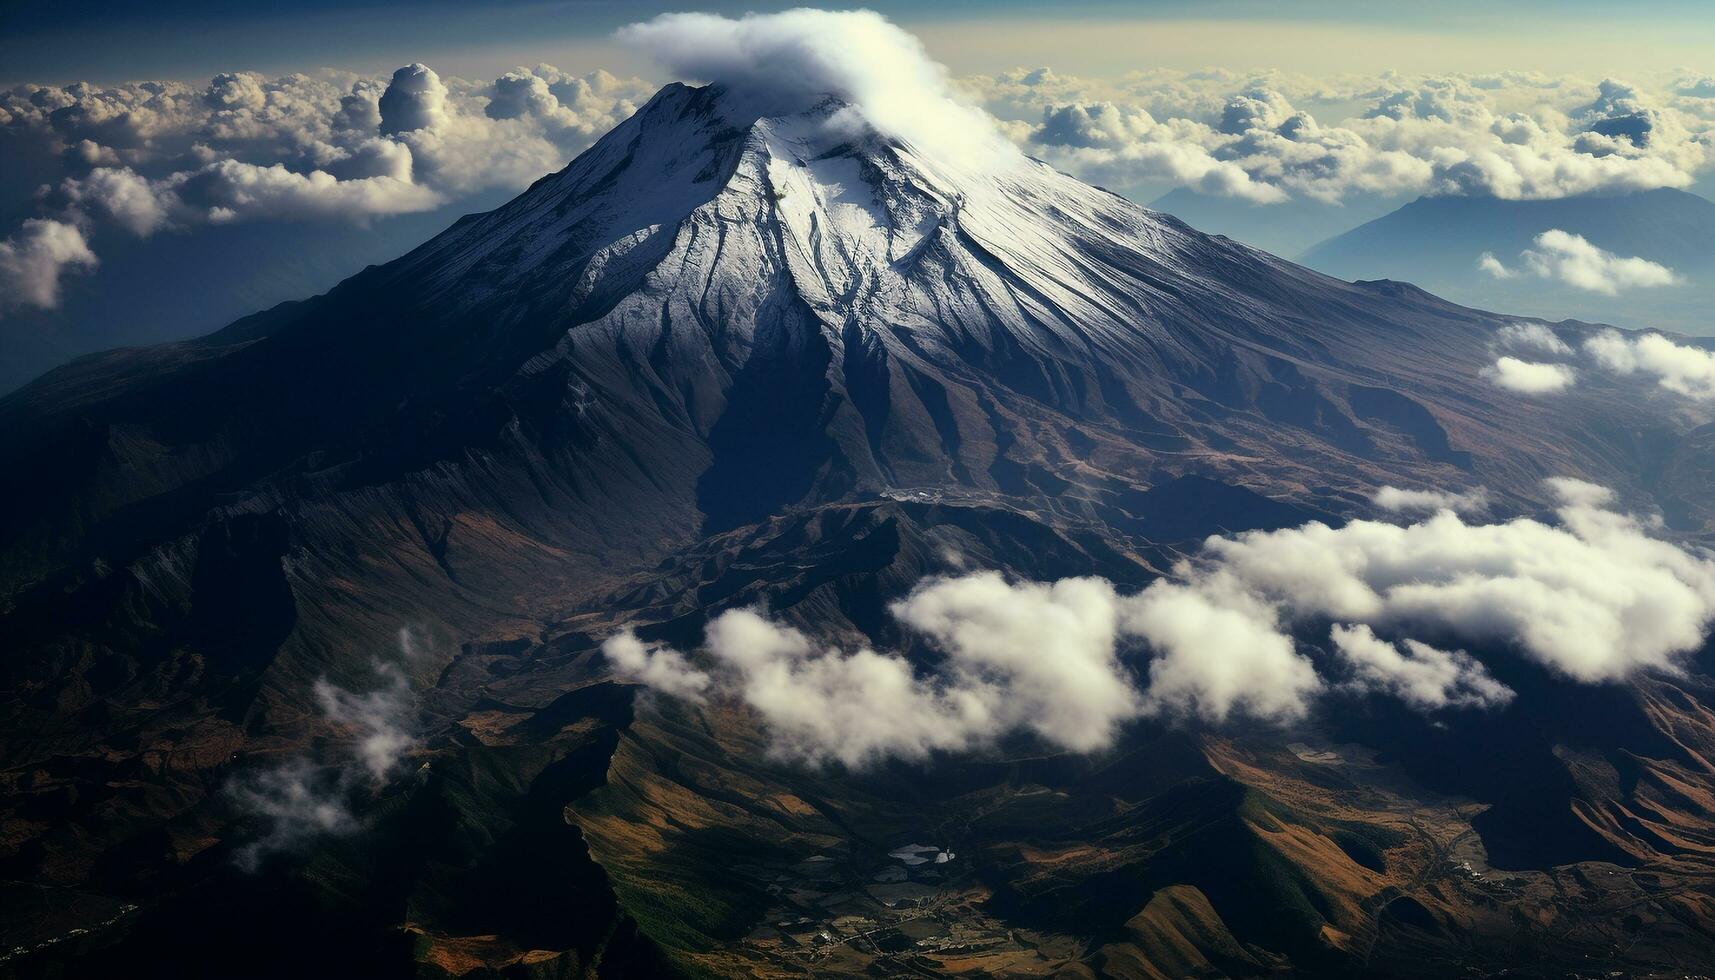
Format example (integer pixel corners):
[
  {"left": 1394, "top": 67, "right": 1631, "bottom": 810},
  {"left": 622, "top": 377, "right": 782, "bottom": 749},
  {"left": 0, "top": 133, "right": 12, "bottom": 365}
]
[
  {"left": 348, "top": 82, "right": 1586, "bottom": 529},
  {"left": 4, "top": 80, "right": 1711, "bottom": 978},
  {"left": 1, "top": 81, "right": 1680, "bottom": 591}
]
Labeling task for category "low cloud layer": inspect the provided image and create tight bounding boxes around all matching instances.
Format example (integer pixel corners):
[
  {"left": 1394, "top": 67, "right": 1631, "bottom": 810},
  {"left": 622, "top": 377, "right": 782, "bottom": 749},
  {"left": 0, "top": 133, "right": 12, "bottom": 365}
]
[
  {"left": 602, "top": 631, "right": 714, "bottom": 702},
  {"left": 1185, "top": 477, "right": 1715, "bottom": 683},
  {"left": 618, "top": 9, "right": 1018, "bottom": 172},
  {"left": 229, "top": 628, "right": 425, "bottom": 869},
  {"left": 608, "top": 481, "right": 1715, "bottom": 765},
  {"left": 1480, "top": 229, "right": 1682, "bottom": 295},
  {"left": 608, "top": 576, "right": 1143, "bottom": 767},
  {"left": 1, "top": 64, "right": 651, "bottom": 312},
  {"left": 974, "top": 68, "right": 1715, "bottom": 206},
  {"left": 1028, "top": 100, "right": 1286, "bottom": 203}
]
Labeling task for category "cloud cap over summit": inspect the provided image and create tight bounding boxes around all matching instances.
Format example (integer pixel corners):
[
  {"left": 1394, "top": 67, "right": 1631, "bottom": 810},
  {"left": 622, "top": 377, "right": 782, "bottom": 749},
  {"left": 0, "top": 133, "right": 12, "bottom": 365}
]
[{"left": 618, "top": 8, "right": 1019, "bottom": 171}]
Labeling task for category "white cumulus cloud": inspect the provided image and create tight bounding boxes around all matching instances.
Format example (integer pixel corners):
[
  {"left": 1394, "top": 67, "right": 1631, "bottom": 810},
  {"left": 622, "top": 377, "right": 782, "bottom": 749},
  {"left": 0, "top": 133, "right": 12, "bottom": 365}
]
[
  {"left": 605, "top": 574, "right": 1145, "bottom": 766},
  {"left": 1, "top": 63, "right": 653, "bottom": 309},
  {"left": 1483, "top": 229, "right": 1681, "bottom": 295},
  {"left": 1184, "top": 478, "right": 1715, "bottom": 683},
  {"left": 1478, "top": 251, "right": 1518, "bottom": 279},
  {"left": 964, "top": 67, "right": 1715, "bottom": 204},
  {"left": 1032, "top": 100, "right": 1287, "bottom": 202},
  {"left": 1585, "top": 329, "right": 1715, "bottom": 400},
  {"left": 378, "top": 63, "right": 449, "bottom": 136},
  {"left": 0, "top": 219, "right": 98, "bottom": 314},
  {"left": 58, "top": 166, "right": 171, "bottom": 236},
  {"left": 1481, "top": 356, "right": 1577, "bottom": 393},
  {"left": 891, "top": 574, "right": 1145, "bottom": 752},
  {"left": 607, "top": 480, "right": 1714, "bottom": 764},
  {"left": 1122, "top": 580, "right": 1318, "bottom": 722}
]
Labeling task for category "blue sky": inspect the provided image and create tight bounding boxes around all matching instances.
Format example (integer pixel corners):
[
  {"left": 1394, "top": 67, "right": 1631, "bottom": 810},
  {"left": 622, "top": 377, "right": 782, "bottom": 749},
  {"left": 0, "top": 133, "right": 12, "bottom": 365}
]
[{"left": 7, "top": 0, "right": 1715, "bottom": 84}]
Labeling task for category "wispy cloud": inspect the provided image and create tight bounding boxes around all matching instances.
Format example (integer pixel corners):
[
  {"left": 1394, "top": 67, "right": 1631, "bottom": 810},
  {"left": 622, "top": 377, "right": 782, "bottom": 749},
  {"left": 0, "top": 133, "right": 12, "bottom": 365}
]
[
  {"left": 1329, "top": 623, "right": 1513, "bottom": 710},
  {"left": 228, "top": 628, "right": 426, "bottom": 870},
  {"left": 1478, "top": 251, "right": 1518, "bottom": 279},
  {"left": 1372, "top": 484, "right": 1490, "bottom": 515},
  {"left": 1494, "top": 321, "right": 1572, "bottom": 356}
]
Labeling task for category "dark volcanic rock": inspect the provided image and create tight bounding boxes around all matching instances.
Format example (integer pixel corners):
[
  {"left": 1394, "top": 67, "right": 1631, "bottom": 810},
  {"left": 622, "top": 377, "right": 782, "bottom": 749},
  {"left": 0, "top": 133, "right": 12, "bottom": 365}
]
[{"left": 4, "top": 83, "right": 1715, "bottom": 978}]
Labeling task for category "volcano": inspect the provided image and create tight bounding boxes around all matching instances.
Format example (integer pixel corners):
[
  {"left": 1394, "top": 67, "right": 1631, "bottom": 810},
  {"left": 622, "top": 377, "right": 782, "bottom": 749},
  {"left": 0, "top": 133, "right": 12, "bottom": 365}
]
[{"left": 4, "top": 83, "right": 1715, "bottom": 978}]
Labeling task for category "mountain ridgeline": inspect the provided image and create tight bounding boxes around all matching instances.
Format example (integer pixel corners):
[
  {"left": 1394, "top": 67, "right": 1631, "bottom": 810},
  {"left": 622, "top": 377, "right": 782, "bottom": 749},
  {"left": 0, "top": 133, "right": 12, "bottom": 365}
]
[
  {"left": 3, "top": 83, "right": 1715, "bottom": 978},
  {"left": 1299, "top": 187, "right": 1715, "bottom": 333}
]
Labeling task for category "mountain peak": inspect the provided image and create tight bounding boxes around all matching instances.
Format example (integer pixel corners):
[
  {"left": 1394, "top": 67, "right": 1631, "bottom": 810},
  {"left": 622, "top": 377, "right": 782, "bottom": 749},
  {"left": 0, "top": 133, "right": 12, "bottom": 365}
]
[
  {"left": 8, "top": 71, "right": 1651, "bottom": 588},
  {"left": 392, "top": 79, "right": 1157, "bottom": 340}
]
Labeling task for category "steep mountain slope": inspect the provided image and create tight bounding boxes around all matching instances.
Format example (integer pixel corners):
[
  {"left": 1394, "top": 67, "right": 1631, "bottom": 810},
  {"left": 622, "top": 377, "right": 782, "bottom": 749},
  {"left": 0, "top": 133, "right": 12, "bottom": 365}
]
[
  {"left": 4, "top": 83, "right": 1715, "bottom": 977},
  {"left": 1, "top": 83, "right": 1685, "bottom": 597},
  {"left": 1301, "top": 188, "right": 1715, "bottom": 333}
]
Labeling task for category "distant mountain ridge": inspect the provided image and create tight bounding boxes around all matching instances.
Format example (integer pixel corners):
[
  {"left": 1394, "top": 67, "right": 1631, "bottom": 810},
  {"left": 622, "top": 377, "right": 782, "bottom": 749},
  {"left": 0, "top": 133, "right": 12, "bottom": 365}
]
[
  {"left": 1304, "top": 187, "right": 1715, "bottom": 270},
  {"left": 1149, "top": 186, "right": 1410, "bottom": 257},
  {"left": 1301, "top": 187, "right": 1715, "bottom": 332},
  {"left": 8, "top": 81, "right": 1631, "bottom": 597},
  {"left": 6, "top": 82, "right": 1715, "bottom": 977}
]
